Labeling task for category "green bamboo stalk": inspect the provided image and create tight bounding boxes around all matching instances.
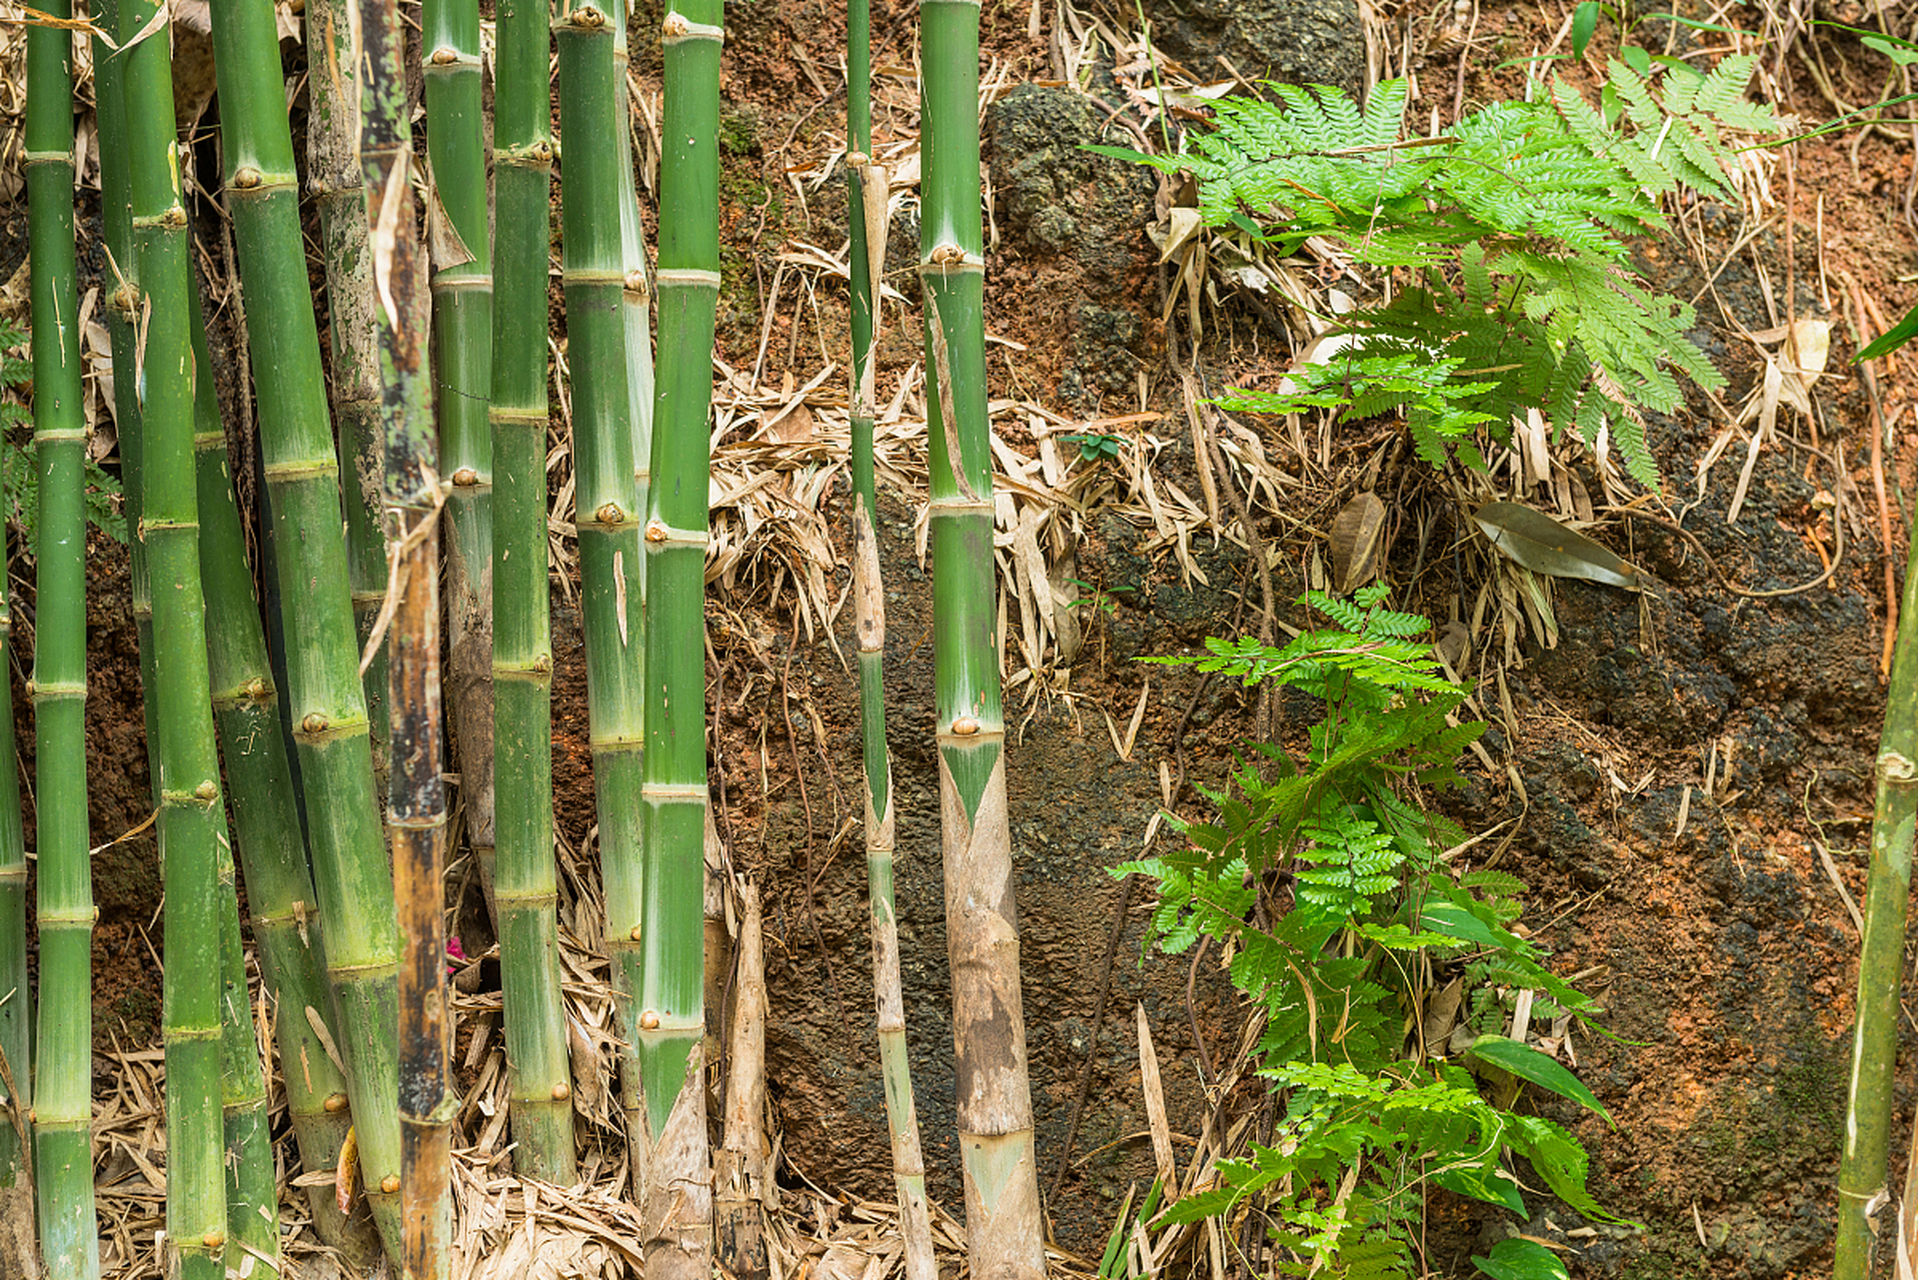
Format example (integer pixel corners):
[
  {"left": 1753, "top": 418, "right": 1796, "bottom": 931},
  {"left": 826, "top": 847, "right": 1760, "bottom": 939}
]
[
  {"left": 638, "top": 0, "right": 720, "bottom": 1272},
  {"left": 359, "top": 4, "right": 453, "bottom": 1273},
  {"left": 123, "top": 2, "right": 230, "bottom": 1270},
  {"left": 194, "top": 311, "right": 374, "bottom": 1263},
  {"left": 845, "top": 8, "right": 935, "bottom": 1276},
  {"left": 183, "top": 319, "right": 287, "bottom": 1277},
  {"left": 491, "top": 0, "right": 577, "bottom": 1181},
  {"left": 553, "top": 0, "right": 650, "bottom": 1181},
  {"left": 0, "top": 525, "right": 28, "bottom": 1270},
  {"left": 27, "top": 3, "right": 98, "bottom": 1270},
  {"left": 1837, "top": 356, "right": 1918, "bottom": 1279},
  {"left": 920, "top": 2, "right": 1044, "bottom": 1274},
  {"left": 425, "top": 0, "right": 497, "bottom": 900},
  {"left": 306, "top": 0, "right": 390, "bottom": 784},
  {"left": 221, "top": 0, "right": 404, "bottom": 1254}
]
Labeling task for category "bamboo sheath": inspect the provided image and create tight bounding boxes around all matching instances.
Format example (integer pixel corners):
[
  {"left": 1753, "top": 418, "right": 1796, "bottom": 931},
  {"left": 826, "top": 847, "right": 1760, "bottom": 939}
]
[
  {"left": 216, "top": 0, "right": 405, "bottom": 1252},
  {"left": 491, "top": 0, "right": 577, "bottom": 1182},
  {"left": 921, "top": 1, "right": 1046, "bottom": 1275},
  {"left": 847, "top": 1, "right": 936, "bottom": 1274},
  {"left": 123, "top": 2, "right": 231, "bottom": 1270},
  {"left": 26, "top": 3, "right": 97, "bottom": 1271}
]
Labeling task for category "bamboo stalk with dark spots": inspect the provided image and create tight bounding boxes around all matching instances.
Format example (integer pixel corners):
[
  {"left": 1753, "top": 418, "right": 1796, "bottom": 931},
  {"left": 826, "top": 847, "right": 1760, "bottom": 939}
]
[
  {"left": 306, "top": 0, "right": 390, "bottom": 781},
  {"left": 491, "top": 0, "right": 576, "bottom": 1181},
  {"left": 360, "top": 0, "right": 453, "bottom": 1271},
  {"left": 920, "top": 0, "right": 1045, "bottom": 1272},
  {"left": 25, "top": 2, "right": 97, "bottom": 1270}
]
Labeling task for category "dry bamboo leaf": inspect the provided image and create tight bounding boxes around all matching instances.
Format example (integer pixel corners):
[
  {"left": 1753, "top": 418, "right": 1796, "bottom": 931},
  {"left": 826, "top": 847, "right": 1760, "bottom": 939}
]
[
  {"left": 1136, "top": 1004, "right": 1177, "bottom": 1194},
  {"left": 1329, "top": 491, "right": 1386, "bottom": 593},
  {"left": 1473, "top": 503, "right": 1640, "bottom": 591}
]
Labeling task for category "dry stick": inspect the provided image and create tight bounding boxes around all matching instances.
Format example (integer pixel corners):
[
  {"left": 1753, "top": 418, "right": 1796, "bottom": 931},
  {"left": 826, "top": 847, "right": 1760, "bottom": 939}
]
[{"left": 1848, "top": 276, "right": 1901, "bottom": 676}]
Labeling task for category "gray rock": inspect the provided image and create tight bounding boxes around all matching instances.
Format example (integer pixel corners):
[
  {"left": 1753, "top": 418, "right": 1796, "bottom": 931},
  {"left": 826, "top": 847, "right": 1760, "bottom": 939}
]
[{"left": 1138, "top": 0, "right": 1364, "bottom": 101}]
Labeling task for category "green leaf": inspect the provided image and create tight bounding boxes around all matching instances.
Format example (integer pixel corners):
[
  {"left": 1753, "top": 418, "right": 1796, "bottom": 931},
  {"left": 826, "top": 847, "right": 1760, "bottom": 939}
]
[
  {"left": 1473, "top": 503, "right": 1641, "bottom": 591},
  {"left": 1619, "top": 43, "right": 1652, "bottom": 76},
  {"left": 1472, "top": 1237, "right": 1569, "bottom": 1280},
  {"left": 1433, "top": 1162, "right": 1527, "bottom": 1215},
  {"left": 1864, "top": 33, "right": 1918, "bottom": 67},
  {"left": 1466, "top": 1034, "right": 1613, "bottom": 1122},
  {"left": 1571, "top": 2, "right": 1599, "bottom": 58},
  {"left": 1859, "top": 302, "right": 1918, "bottom": 362}
]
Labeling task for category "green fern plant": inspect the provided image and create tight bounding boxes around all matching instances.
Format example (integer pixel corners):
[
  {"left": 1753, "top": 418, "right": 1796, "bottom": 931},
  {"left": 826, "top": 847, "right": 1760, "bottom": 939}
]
[
  {"left": 1097, "top": 57, "right": 1784, "bottom": 486},
  {"left": 1121, "top": 587, "right": 1624, "bottom": 1279}
]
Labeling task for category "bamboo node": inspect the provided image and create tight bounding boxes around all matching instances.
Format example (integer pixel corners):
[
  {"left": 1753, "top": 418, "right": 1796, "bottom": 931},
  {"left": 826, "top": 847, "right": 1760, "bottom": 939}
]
[
  {"left": 232, "top": 165, "right": 264, "bottom": 189},
  {"left": 380, "top": 1175, "right": 401, "bottom": 1195},
  {"left": 629, "top": 926, "right": 643, "bottom": 941},
  {"left": 846, "top": 151, "right": 871, "bottom": 167},
  {"left": 430, "top": 44, "right": 460, "bottom": 64},
  {"left": 552, "top": 1082, "right": 572, "bottom": 1101},
  {"left": 202, "top": 1231, "right": 225, "bottom": 1249},
  {"left": 929, "top": 243, "right": 966, "bottom": 266},
  {"left": 567, "top": 5, "right": 606, "bottom": 26},
  {"left": 323, "top": 1092, "right": 350, "bottom": 1113},
  {"left": 244, "top": 676, "right": 269, "bottom": 700},
  {"left": 662, "top": 11, "right": 689, "bottom": 34},
  {"left": 163, "top": 206, "right": 189, "bottom": 228},
  {"left": 301, "top": 712, "right": 330, "bottom": 734},
  {"left": 640, "top": 1010, "right": 661, "bottom": 1030},
  {"left": 530, "top": 140, "right": 555, "bottom": 163},
  {"left": 624, "top": 270, "right": 649, "bottom": 297},
  {"left": 193, "top": 779, "right": 218, "bottom": 802},
  {"left": 595, "top": 502, "right": 626, "bottom": 526},
  {"left": 951, "top": 716, "right": 981, "bottom": 736},
  {"left": 532, "top": 654, "right": 553, "bottom": 675},
  {"left": 451, "top": 467, "right": 480, "bottom": 487},
  {"left": 1885, "top": 751, "right": 1916, "bottom": 782},
  {"left": 644, "top": 521, "right": 668, "bottom": 543}
]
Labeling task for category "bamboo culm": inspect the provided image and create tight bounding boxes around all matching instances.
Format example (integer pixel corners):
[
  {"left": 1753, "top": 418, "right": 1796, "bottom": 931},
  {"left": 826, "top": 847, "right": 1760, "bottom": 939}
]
[
  {"left": 425, "top": 0, "right": 498, "bottom": 917},
  {"left": 639, "top": 1, "right": 722, "bottom": 1275},
  {"left": 306, "top": 0, "right": 391, "bottom": 787},
  {"left": 0, "top": 528, "right": 27, "bottom": 1271},
  {"left": 1836, "top": 355, "right": 1918, "bottom": 1280},
  {"left": 124, "top": 0, "right": 232, "bottom": 1268},
  {"left": 219, "top": 0, "right": 406, "bottom": 1250},
  {"left": 554, "top": 0, "right": 649, "bottom": 1183},
  {"left": 359, "top": 0, "right": 454, "bottom": 1272},
  {"left": 491, "top": 0, "right": 576, "bottom": 1182},
  {"left": 26, "top": 3, "right": 96, "bottom": 1269},
  {"left": 845, "top": 2, "right": 936, "bottom": 1275},
  {"left": 920, "top": 0, "right": 1046, "bottom": 1274}
]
